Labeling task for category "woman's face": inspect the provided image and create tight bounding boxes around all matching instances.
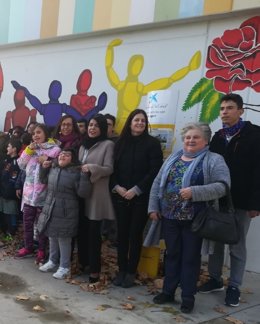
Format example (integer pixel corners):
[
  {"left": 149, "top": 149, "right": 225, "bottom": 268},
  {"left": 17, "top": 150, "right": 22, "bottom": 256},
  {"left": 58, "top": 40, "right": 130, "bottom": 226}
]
[
  {"left": 60, "top": 117, "right": 73, "bottom": 136},
  {"left": 32, "top": 127, "right": 46, "bottom": 144},
  {"left": 88, "top": 119, "right": 101, "bottom": 138},
  {"left": 130, "top": 113, "right": 146, "bottom": 136},
  {"left": 58, "top": 151, "right": 72, "bottom": 167},
  {"left": 183, "top": 129, "right": 208, "bottom": 153}
]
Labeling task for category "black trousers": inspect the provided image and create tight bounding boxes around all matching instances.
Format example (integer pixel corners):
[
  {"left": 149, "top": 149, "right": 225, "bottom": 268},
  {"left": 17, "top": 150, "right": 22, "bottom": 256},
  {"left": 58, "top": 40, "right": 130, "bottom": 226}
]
[{"left": 113, "top": 197, "right": 148, "bottom": 274}]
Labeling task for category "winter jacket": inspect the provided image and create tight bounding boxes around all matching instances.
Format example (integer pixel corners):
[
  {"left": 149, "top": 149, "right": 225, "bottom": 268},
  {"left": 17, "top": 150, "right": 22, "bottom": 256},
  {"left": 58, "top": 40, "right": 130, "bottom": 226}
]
[
  {"left": 78, "top": 139, "right": 115, "bottom": 221},
  {"left": 0, "top": 156, "right": 20, "bottom": 199},
  {"left": 37, "top": 164, "right": 92, "bottom": 237},
  {"left": 210, "top": 121, "right": 260, "bottom": 211},
  {"left": 17, "top": 140, "right": 61, "bottom": 208}
]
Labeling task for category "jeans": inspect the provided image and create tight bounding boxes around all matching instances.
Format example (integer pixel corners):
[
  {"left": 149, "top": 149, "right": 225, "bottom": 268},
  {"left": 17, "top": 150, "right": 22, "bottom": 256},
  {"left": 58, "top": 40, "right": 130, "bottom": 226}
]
[
  {"left": 208, "top": 209, "right": 251, "bottom": 288},
  {"left": 49, "top": 237, "right": 72, "bottom": 269},
  {"left": 162, "top": 217, "right": 202, "bottom": 300}
]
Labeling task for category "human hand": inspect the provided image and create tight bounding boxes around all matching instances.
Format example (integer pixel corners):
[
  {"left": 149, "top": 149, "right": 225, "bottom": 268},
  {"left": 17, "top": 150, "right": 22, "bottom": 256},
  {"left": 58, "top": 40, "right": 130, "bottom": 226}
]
[
  {"left": 42, "top": 160, "right": 52, "bottom": 168},
  {"left": 123, "top": 189, "right": 136, "bottom": 200},
  {"left": 149, "top": 212, "right": 161, "bottom": 221},
  {"left": 116, "top": 186, "right": 127, "bottom": 197},
  {"left": 28, "top": 142, "right": 38, "bottom": 150},
  {"left": 81, "top": 164, "right": 89, "bottom": 173},
  {"left": 179, "top": 187, "right": 192, "bottom": 200},
  {"left": 16, "top": 189, "right": 22, "bottom": 199},
  {"left": 38, "top": 155, "right": 48, "bottom": 164},
  {"left": 247, "top": 210, "right": 260, "bottom": 218}
]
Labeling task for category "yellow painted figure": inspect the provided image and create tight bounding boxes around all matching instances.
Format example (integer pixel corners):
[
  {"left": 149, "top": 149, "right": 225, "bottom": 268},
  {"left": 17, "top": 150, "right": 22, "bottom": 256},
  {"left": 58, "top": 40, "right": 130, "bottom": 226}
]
[{"left": 106, "top": 39, "right": 201, "bottom": 133}]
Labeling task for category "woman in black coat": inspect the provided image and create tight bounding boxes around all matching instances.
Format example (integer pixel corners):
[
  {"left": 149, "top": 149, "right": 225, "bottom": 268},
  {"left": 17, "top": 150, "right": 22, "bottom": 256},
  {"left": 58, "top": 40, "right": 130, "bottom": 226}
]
[{"left": 111, "top": 109, "right": 163, "bottom": 287}]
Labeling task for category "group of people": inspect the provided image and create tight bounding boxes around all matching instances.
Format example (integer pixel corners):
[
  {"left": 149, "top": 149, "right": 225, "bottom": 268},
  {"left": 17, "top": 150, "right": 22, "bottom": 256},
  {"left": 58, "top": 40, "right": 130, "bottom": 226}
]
[{"left": 0, "top": 93, "right": 259, "bottom": 314}]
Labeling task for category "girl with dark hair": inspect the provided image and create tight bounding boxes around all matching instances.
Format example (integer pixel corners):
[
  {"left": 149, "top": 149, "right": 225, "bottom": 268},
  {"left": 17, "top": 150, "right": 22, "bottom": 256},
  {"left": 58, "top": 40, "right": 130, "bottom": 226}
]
[
  {"left": 78, "top": 114, "right": 115, "bottom": 283},
  {"left": 16, "top": 123, "right": 61, "bottom": 263},
  {"left": 111, "top": 109, "right": 163, "bottom": 288},
  {"left": 53, "top": 115, "right": 82, "bottom": 151},
  {"left": 37, "top": 148, "right": 92, "bottom": 279}
]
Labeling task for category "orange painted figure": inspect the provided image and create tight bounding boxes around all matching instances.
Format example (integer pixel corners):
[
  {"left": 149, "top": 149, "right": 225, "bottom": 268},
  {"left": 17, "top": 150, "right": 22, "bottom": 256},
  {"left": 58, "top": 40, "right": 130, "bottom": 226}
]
[
  {"left": 106, "top": 39, "right": 201, "bottom": 133},
  {"left": 70, "top": 69, "right": 97, "bottom": 115},
  {"left": 4, "top": 89, "right": 37, "bottom": 132}
]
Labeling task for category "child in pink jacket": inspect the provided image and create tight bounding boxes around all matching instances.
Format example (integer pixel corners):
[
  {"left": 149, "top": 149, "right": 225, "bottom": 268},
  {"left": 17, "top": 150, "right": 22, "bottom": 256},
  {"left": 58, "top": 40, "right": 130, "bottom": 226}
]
[{"left": 16, "top": 123, "right": 60, "bottom": 264}]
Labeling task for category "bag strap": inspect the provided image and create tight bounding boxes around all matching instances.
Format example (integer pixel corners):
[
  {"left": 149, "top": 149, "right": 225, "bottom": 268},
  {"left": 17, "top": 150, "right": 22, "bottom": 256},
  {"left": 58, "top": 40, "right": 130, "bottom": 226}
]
[{"left": 218, "top": 181, "right": 235, "bottom": 213}]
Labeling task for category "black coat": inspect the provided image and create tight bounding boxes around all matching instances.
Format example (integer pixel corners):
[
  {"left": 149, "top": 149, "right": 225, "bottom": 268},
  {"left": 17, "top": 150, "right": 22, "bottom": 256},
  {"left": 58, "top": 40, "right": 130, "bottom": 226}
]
[
  {"left": 37, "top": 164, "right": 92, "bottom": 237},
  {"left": 0, "top": 156, "right": 20, "bottom": 199},
  {"left": 111, "top": 133, "right": 163, "bottom": 203},
  {"left": 210, "top": 121, "right": 260, "bottom": 211}
]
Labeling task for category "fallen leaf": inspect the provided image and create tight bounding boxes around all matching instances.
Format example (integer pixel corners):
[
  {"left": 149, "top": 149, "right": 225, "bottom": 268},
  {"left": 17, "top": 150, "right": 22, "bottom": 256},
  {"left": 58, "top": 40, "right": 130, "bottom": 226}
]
[
  {"left": 127, "top": 296, "right": 136, "bottom": 301},
  {"left": 225, "top": 316, "right": 244, "bottom": 324},
  {"left": 213, "top": 306, "right": 227, "bottom": 314},
  {"left": 173, "top": 315, "right": 187, "bottom": 323},
  {"left": 39, "top": 295, "right": 48, "bottom": 300},
  {"left": 33, "top": 305, "right": 46, "bottom": 312},
  {"left": 154, "top": 278, "right": 163, "bottom": 289},
  {"left": 96, "top": 304, "right": 112, "bottom": 311},
  {"left": 241, "top": 288, "right": 253, "bottom": 294},
  {"left": 121, "top": 303, "right": 135, "bottom": 310},
  {"left": 16, "top": 295, "right": 30, "bottom": 301}
]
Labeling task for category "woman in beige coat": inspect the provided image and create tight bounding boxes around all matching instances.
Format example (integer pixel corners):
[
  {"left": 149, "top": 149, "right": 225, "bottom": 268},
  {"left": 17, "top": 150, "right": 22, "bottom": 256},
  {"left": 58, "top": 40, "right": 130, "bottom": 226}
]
[{"left": 78, "top": 114, "right": 115, "bottom": 283}]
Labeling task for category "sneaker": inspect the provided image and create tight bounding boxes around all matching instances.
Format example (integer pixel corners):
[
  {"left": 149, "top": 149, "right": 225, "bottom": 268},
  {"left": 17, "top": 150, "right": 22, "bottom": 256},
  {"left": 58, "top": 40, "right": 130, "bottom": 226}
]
[
  {"left": 39, "top": 260, "right": 57, "bottom": 272},
  {"left": 53, "top": 267, "right": 70, "bottom": 280},
  {"left": 225, "top": 286, "right": 240, "bottom": 307},
  {"left": 153, "top": 292, "right": 175, "bottom": 304},
  {"left": 16, "top": 247, "right": 34, "bottom": 258},
  {"left": 198, "top": 277, "right": 224, "bottom": 293},
  {"left": 35, "top": 250, "right": 45, "bottom": 265}
]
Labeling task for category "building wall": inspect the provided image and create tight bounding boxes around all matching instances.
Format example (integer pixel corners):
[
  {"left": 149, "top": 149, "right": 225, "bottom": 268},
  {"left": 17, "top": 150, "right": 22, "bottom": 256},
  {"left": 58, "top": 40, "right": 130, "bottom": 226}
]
[{"left": 0, "top": 0, "right": 259, "bottom": 45}]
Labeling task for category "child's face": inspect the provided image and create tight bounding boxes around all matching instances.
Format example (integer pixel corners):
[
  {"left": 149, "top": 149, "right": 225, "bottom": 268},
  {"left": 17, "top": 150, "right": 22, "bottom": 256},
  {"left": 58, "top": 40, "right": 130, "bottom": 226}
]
[
  {"left": 7, "top": 144, "right": 17, "bottom": 156},
  {"left": 32, "top": 127, "right": 46, "bottom": 144}
]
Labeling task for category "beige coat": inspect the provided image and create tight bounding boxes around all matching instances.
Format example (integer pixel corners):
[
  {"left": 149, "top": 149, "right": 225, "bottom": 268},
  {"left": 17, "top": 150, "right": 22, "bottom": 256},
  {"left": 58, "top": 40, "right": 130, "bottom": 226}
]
[{"left": 78, "top": 140, "right": 115, "bottom": 221}]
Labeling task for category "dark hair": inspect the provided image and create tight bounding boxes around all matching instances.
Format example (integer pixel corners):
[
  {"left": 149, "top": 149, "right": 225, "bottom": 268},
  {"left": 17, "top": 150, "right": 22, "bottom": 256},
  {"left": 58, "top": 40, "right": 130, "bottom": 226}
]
[
  {"left": 12, "top": 126, "right": 25, "bottom": 138},
  {"left": 82, "top": 114, "right": 108, "bottom": 149},
  {"left": 53, "top": 115, "right": 80, "bottom": 138},
  {"left": 77, "top": 118, "right": 87, "bottom": 126},
  {"left": 7, "top": 138, "right": 22, "bottom": 153},
  {"left": 114, "top": 109, "right": 149, "bottom": 160},
  {"left": 20, "top": 132, "right": 32, "bottom": 145},
  {"left": 32, "top": 123, "right": 50, "bottom": 142},
  {"left": 104, "top": 113, "right": 116, "bottom": 126},
  {"left": 220, "top": 93, "right": 243, "bottom": 109},
  {"left": 59, "top": 147, "right": 80, "bottom": 166},
  {"left": 26, "top": 121, "right": 37, "bottom": 131}
]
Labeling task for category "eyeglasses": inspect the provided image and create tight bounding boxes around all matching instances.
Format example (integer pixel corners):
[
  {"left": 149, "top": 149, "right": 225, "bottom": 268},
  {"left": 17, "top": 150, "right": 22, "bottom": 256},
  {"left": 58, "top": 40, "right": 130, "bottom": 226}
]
[{"left": 61, "top": 123, "right": 73, "bottom": 128}]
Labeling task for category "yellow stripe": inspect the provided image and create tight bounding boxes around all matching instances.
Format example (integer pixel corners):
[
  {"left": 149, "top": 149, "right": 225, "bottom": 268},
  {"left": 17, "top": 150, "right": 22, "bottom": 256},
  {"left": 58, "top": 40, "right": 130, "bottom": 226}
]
[{"left": 150, "top": 124, "right": 175, "bottom": 129}]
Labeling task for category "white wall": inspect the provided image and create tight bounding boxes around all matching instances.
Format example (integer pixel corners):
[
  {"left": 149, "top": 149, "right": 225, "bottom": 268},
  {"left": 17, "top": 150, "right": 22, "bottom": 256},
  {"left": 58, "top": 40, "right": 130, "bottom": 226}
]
[{"left": 0, "top": 13, "right": 260, "bottom": 272}]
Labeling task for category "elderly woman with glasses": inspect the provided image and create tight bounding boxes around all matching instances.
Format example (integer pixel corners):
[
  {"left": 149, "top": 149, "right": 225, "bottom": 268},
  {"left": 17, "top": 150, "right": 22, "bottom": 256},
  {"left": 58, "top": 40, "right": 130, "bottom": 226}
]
[{"left": 149, "top": 122, "right": 230, "bottom": 313}]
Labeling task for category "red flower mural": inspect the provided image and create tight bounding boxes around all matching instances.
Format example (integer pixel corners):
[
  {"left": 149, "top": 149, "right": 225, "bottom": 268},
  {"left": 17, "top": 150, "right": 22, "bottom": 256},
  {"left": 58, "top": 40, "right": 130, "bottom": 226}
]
[{"left": 206, "top": 16, "right": 260, "bottom": 93}]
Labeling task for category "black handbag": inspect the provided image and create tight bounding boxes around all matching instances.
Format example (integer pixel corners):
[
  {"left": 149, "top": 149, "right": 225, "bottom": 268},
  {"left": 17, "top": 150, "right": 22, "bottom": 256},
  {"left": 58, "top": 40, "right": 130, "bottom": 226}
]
[{"left": 191, "top": 182, "right": 239, "bottom": 244}]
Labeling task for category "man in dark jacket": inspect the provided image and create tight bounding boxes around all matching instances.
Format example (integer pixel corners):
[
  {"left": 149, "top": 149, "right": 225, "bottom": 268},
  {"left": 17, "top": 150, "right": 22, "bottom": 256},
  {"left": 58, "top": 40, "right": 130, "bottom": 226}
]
[{"left": 198, "top": 93, "right": 260, "bottom": 307}]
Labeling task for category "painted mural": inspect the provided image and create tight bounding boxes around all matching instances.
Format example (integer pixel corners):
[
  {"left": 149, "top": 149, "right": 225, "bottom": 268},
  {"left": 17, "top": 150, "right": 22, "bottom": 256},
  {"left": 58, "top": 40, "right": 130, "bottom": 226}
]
[
  {"left": 182, "top": 16, "right": 260, "bottom": 122},
  {"left": 106, "top": 39, "right": 201, "bottom": 132}
]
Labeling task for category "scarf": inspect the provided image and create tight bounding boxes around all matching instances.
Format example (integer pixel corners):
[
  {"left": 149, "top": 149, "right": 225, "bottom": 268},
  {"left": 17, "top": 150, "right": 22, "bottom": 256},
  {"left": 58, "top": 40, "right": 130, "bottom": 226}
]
[
  {"left": 58, "top": 132, "right": 81, "bottom": 149},
  {"left": 159, "top": 146, "right": 209, "bottom": 198},
  {"left": 221, "top": 118, "right": 245, "bottom": 138}
]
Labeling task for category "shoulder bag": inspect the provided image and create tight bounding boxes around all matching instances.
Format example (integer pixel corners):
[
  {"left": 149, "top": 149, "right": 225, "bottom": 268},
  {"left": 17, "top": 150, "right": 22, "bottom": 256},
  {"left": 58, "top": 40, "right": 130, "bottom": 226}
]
[{"left": 191, "top": 182, "right": 239, "bottom": 244}]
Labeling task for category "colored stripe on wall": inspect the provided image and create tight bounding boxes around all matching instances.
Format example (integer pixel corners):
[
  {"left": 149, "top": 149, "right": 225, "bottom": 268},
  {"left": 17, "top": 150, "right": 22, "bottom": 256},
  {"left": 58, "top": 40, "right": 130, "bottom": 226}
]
[
  {"left": 154, "top": 0, "right": 180, "bottom": 21},
  {"left": 24, "top": 0, "right": 42, "bottom": 42},
  {"left": 233, "top": 0, "right": 260, "bottom": 10},
  {"left": 8, "top": 0, "right": 26, "bottom": 43},
  {"left": 0, "top": 0, "right": 11, "bottom": 44},
  {"left": 73, "top": 0, "right": 95, "bottom": 34},
  {"left": 40, "top": 0, "right": 60, "bottom": 39},
  {"left": 129, "top": 0, "right": 155, "bottom": 25},
  {"left": 204, "top": 0, "right": 233, "bottom": 14},
  {"left": 110, "top": 0, "right": 131, "bottom": 28},
  {"left": 93, "top": 0, "right": 113, "bottom": 31},
  {"left": 179, "top": 0, "right": 204, "bottom": 18},
  {"left": 58, "top": 0, "right": 76, "bottom": 36}
]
